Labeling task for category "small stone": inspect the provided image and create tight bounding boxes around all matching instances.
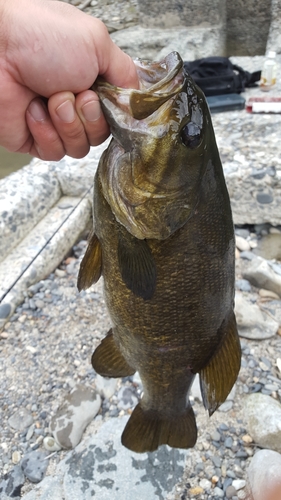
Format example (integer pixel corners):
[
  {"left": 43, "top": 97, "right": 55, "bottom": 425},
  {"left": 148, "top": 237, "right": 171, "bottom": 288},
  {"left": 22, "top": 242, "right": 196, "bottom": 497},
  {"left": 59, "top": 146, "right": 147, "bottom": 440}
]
[
  {"left": 190, "top": 486, "right": 204, "bottom": 495},
  {"left": 218, "top": 400, "right": 233, "bottom": 412},
  {"left": 211, "top": 430, "right": 221, "bottom": 442},
  {"left": 243, "top": 256, "right": 281, "bottom": 297},
  {"left": 12, "top": 451, "right": 21, "bottom": 465},
  {"left": 211, "top": 455, "right": 221, "bottom": 468},
  {"left": 243, "top": 393, "right": 281, "bottom": 452},
  {"left": 95, "top": 374, "right": 118, "bottom": 399},
  {"left": 212, "top": 475, "right": 219, "bottom": 484},
  {"left": 235, "top": 291, "right": 279, "bottom": 340},
  {"left": 242, "top": 434, "right": 253, "bottom": 444},
  {"left": 117, "top": 386, "right": 138, "bottom": 410},
  {"left": 35, "top": 299, "right": 44, "bottom": 309},
  {"left": 259, "top": 288, "right": 280, "bottom": 299},
  {"left": 199, "top": 478, "right": 212, "bottom": 490},
  {"left": 224, "top": 436, "right": 233, "bottom": 448},
  {"left": 232, "top": 479, "right": 246, "bottom": 491},
  {"left": 259, "top": 361, "right": 270, "bottom": 371},
  {"left": 0, "top": 303, "right": 11, "bottom": 319},
  {"left": 50, "top": 384, "right": 101, "bottom": 449},
  {"left": 55, "top": 269, "right": 66, "bottom": 277},
  {"left": 26, "top": 424, "right": 35, "bottom": 441},
  {"left": 8, "top": 408, "right": 34, "bottom": 431},
  {"left": 213, "top": 486, "right": 225, "bottom": 498},
  {"left": 236, "top": 279, "right": 251, "bottom": 292},
  {"left": 43, "top": 436, "right": 61, "bottom": 452},
  {"left": 240, "top": 251, "right": 256, "bottom": 260},
  {"left": 21, "top": 450, "right": 48, "bottom": 483},
  {"left": 236, "top": 236, "right": 251, "bottom": 252},
  {"left": 226, "top": 485, "right": 237, "bottom": 498},
  {"left": 237, "top": 490, "right": 247, "bottom": 499}
]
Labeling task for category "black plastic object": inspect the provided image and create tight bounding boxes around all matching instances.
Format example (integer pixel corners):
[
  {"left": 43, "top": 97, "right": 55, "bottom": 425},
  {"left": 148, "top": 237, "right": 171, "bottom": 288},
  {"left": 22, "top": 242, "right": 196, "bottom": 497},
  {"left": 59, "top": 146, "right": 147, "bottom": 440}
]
[{"left": 206, "top": 94, "right": 246, "bottom": 113}]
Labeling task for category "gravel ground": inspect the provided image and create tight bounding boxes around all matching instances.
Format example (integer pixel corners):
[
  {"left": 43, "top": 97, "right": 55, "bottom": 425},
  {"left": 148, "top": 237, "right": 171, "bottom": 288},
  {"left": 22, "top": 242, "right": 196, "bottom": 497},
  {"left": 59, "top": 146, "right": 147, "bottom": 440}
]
[
  {"left": 1, "top": 228, "right": 281, "bottom": 499},
  {"left": 61, "top": 0, "right": 139, "bottom": 33}
]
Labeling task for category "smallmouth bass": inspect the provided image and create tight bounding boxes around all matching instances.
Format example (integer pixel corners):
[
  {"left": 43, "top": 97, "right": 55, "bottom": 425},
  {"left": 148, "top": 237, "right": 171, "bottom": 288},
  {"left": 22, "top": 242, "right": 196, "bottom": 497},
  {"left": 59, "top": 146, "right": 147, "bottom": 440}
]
[{"left": 78, "top": 51, "right": 241, "bottom": 453}]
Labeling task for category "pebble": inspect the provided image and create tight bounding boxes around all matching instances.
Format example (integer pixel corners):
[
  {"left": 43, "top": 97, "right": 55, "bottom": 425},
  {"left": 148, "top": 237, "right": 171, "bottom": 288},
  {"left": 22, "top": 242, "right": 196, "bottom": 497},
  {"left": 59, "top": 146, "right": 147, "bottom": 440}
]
[
  {"left": 211, "top": 430, "right": 221, "bottom": 442},
  {"left": 8, "top": 409, "right": 34, "bottom": 432},
  {"left": 235, "top": 236, "right": 251, "bottom": 252},
  {"left": 117, "top": 386, "right": 138, "bottom": 410},
  {"left": 199, "top": 478, "right": 212, "bottom": 490},
  {"left": 43, "top": 436, "right": 62, "bottom": 452},
  {"left": 232, "top": 479, "right": 246, "bottom": 491},
  {"left": 243, "top": 256, "right": 281, "bottom": 297},
  {"left": 21, "top": 450, "right": 49, "bottom": 483},
  {"left": 224, "top": 436, "right": 233, "bottom": 448},
  {"left": 0, "top": 303, "right": 11, "bottom": 319},
  {"left": 50, "top": 384, "right": 101, "bottom": 449},
  {"left": 244, "top": 393, "right": 281, "bottom": 452},
  {"left": 12, "top": 451, "right": 21, "bottom": 465},
  {"left": 213, "top": 486, "right": 224, "bottom": 497},
  {"left": 95, "top": 374, "right": 118, "bottom": 399},
  {"left": 226, "top": 485, "right": 237, "bottom": 498}
]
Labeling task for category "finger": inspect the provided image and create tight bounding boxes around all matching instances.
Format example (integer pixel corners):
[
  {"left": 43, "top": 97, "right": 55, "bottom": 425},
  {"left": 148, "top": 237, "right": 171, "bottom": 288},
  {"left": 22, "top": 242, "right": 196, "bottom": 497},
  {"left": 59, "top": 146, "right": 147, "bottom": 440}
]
[
  {"left": 95, "top": 24, "right": 139, "bottom": 90},
  {"left": 75, "top": 90, "right": 110, "bottom": 146},
  {"left": 48, "top": 92, "right": 91, "bottom": 158},
  {"left": 25, "top": 98, "right": 66, "bottom": 160}
]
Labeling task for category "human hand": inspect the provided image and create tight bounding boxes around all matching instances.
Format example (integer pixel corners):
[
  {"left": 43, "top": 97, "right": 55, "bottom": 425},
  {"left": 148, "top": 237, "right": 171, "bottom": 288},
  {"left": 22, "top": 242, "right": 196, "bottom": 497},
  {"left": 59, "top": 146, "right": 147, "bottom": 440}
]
[{"left": 0, "top": 0, "right": 138, "bottom": 160}]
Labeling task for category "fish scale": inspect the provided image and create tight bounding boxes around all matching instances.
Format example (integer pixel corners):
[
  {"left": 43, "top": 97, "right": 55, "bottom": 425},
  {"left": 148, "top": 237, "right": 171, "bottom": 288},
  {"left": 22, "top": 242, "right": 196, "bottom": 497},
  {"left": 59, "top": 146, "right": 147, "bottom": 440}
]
[{"left": 78, "top": 51, "right": 241, "bottom": 453}]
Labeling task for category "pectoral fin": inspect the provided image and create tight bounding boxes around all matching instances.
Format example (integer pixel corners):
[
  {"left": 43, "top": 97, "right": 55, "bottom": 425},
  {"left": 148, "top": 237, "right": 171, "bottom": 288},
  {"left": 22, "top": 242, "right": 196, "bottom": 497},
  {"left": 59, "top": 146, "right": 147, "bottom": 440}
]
[
  {"left": 199, "top": 313, "right": 241, "bottom": 415},
  {"left": 77, "top": 232, "right": 102, "bottom": 291},
  {"left": 92, "top": 329, "right": 135, "bottom": 378},
  {"left": 121, "top": 403, "right": 197, "bottom": 453},
  {"left": 118, "top": 228, "right": 156, "bottom": 300}
]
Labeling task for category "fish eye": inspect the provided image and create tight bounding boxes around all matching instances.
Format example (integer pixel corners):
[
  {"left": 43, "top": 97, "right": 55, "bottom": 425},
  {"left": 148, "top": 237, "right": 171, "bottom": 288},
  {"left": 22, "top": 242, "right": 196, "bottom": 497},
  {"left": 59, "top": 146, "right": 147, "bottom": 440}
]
[{"left": 181, "top": 122, "right": 202, "bottom": 149}]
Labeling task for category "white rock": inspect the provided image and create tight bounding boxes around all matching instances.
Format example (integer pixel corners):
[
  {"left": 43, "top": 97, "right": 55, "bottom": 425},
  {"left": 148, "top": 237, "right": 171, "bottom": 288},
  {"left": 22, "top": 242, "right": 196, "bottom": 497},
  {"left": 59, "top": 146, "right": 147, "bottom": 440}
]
[
  {"left": 235, "top": 235, "right": 251, "bottom": 252},
  {"left": 232, "top": 479, "right": 246, "bottom": 491},
  {"left": 235, "top": 291, "right": 279, "bottom": 339},
  {"left": 243, "top": 393, "right": 281, "bottom": 452},
  {"left": 199, "top": 478, "right": 212, "bottom": 490},
  {"left": 243, "top": 256, "right": 281, "bottom": 296},
  {"left": 43, "top": 436, "right": 61, "bottom": 452},
  {"left": 50, "top": 384, "right": 101, "bottom": 449},
  {"left": 95, "top": 374, "right": 118, "bottom": 399},
  {"left": 247, "top": 449, "right": 281, "bottom": 500}
]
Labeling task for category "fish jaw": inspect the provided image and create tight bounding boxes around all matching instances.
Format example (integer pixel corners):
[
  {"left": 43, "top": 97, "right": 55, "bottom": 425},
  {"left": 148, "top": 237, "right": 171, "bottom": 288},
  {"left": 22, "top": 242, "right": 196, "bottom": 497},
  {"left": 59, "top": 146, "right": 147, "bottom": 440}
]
[{"left": 94, "top": 51, "right": 215, "bottom": 240}]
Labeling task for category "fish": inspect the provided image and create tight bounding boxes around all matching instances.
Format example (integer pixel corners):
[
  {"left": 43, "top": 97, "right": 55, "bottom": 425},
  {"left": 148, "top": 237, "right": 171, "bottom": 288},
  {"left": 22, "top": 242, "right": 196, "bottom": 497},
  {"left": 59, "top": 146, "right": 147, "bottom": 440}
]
[{"left": 78, "top": 51, "right": 241, "bottom": 453}]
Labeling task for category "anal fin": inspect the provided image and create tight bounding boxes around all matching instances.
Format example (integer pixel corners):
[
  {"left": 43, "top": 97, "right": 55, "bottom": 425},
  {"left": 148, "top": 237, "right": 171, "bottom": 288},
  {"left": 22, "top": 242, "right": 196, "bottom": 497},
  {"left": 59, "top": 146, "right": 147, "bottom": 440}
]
[
  {"left": 199, "top": 312, "right": 241, "bottom": 416},
  {"left": 118, "top": 227, "right": 156, "bottom": 300},
  {"left": 92, "top": 329, "right": 135, "bottom": 378},
  {"left": 121, "top": 403, "right": 197, "bottom": 453},
  {"left": 77, "top": 232, "right": 102, "bottom": 291}
]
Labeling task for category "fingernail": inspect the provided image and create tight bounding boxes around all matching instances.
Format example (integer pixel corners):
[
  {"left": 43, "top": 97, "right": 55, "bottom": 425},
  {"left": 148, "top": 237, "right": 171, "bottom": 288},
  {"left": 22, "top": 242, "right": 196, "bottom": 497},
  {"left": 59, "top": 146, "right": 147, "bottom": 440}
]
[
  {"left": 28, "top": 100, "right": 47, "bottom": 121},
  {"left": 81, "top": 100, "right": 101, "bottom": 122},
  {"left": 56, "top": 100, "right": 75, "bottom": 123}
]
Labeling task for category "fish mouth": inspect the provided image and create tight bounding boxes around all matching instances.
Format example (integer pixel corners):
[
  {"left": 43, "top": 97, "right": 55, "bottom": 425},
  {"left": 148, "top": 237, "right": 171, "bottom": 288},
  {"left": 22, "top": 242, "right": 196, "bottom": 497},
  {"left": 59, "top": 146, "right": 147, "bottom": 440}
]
[{"left": 93, "top": 51, "right": 185, "bottom": 121}]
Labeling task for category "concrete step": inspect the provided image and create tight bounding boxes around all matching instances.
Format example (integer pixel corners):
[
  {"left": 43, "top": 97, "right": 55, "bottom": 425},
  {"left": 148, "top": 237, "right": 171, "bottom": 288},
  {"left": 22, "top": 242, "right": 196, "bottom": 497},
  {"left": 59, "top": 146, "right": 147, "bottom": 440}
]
[{"left": 0, "top": 195, "right": 92, "bottom": 328}]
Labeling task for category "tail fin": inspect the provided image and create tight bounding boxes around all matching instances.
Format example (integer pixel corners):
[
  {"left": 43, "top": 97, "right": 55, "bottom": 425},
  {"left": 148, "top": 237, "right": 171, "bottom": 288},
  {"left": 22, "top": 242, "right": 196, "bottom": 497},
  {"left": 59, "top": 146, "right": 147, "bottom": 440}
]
[{"left": 121, "top": 403, "right": 197, "bottom": 453}]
